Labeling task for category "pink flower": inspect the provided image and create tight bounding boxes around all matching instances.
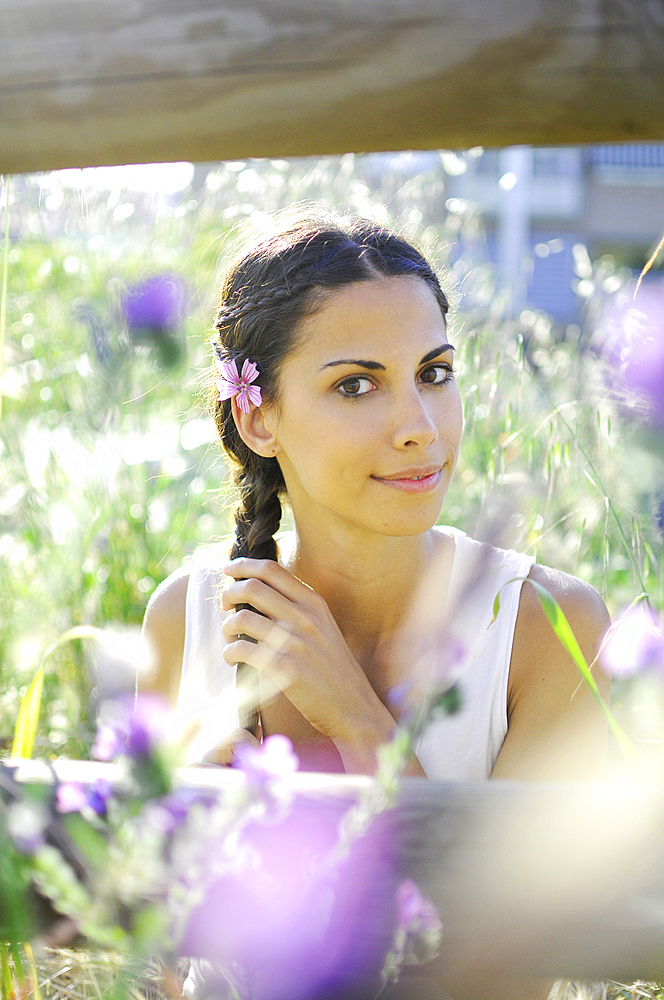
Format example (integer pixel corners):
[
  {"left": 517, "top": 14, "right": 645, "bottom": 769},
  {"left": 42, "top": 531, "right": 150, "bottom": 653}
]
[{"left": 215, "top": 358, "right": 262, "bottom": 414}]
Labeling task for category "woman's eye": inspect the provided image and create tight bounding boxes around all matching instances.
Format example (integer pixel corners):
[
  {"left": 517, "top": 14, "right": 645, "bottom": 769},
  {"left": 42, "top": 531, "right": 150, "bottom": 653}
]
[
  {"left": 337, "top": 376, "right": 375, "bottom": 397},
  {"left": 420, "top": 364, "right": 455, "bottom": 385}
]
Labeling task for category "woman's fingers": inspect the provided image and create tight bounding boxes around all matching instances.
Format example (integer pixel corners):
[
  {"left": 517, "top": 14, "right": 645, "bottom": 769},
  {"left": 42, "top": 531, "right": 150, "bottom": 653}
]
[
  {"left": 222, "top": 606, "right": 291, "bottom": 646},
  {"left": 222, "top": 558, "right": 313, "bottom": 607},
  {"left": 221, "top": 576, "right": 294, "bottom": 620},
  {"left": 222, "top": 635, "right": 295, "bottom": 692}
]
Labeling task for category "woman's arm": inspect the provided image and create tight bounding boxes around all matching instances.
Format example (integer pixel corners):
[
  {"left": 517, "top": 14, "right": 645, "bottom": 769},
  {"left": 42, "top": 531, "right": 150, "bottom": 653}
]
[
  {"left": 140, "top": 568, "right": 189, "bottom": 705},
  {"left": 492, "top": 563, "right": 611, "bottom": 781}
]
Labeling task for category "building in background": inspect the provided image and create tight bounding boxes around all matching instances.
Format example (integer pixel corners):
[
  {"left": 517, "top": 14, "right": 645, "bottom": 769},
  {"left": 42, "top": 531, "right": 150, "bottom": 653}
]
[{"left": 448, "top": 143, "right": 664, "bottom": 324}]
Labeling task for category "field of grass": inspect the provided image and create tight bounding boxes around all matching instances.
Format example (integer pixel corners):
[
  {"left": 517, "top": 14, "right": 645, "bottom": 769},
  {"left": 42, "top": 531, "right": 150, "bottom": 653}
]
[
  {"left": 3, "top": 152, "right": 662, "bottom": 760},
  {"left": 2, "top": 153, "right": 664, "bottom": 999}
]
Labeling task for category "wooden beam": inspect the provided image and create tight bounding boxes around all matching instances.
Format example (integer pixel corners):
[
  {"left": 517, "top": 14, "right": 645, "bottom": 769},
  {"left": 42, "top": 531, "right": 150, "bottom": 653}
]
[{"left": 2, "top": 0, "right": 664, "bottom": 174}]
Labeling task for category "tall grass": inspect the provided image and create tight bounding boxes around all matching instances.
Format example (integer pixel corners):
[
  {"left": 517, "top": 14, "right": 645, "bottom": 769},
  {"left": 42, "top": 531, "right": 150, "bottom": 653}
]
[{"left": 0, "top": 151, "right": 661, "bottom": 759}]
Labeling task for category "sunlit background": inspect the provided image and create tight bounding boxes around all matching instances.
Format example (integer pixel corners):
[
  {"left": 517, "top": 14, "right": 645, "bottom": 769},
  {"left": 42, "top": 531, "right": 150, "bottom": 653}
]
[{"left": 1, "top": 145, "right": 664, "bottom": 758}]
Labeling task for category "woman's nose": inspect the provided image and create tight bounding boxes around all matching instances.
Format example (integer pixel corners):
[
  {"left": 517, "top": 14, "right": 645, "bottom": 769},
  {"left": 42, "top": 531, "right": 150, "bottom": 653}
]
[{"left": 391, "top": 388, "right": 439, "bottom": 449}]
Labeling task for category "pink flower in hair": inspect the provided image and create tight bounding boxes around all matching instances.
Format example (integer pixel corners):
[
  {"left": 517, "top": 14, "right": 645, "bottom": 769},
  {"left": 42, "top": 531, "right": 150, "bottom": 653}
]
[{"left": 215, "top": 358, "right": 262, "bottom": 414}]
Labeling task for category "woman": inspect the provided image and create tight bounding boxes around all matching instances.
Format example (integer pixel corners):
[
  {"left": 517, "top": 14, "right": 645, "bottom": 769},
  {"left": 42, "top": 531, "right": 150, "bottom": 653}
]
[
  {"left": 143, "top": 207, "right": 608, "bottom": 781},
  {"left": 142, "top": 209, "right": 610, "bottom": 999}
]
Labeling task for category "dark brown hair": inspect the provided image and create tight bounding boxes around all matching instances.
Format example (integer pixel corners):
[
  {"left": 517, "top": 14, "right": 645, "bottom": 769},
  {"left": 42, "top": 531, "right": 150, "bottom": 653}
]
[{"left": 211, "top": 207, "right": 449, "bottom": 561}]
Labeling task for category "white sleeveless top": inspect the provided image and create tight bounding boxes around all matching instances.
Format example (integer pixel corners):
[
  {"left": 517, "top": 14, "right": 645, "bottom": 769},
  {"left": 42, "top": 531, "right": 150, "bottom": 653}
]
[{"left": 173, "top": 528, "right": 534, "bottom": 781}]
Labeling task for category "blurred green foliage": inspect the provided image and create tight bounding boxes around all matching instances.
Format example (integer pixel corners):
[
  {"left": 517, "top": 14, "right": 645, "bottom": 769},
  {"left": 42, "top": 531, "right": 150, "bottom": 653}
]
[{"left": 0, "top": 153, "right": 662, "bottom": 759}]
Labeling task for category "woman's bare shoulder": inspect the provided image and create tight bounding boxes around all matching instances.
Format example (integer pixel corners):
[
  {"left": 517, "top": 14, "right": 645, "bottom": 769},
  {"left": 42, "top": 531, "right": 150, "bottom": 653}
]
[
  {"left": 142, "top": 565, "right": 191, "bottom": 704},
  {"left": 510, "top": 563, "right": 610, "bottom": 698},
  {"left": 522, "top": 562, "right": 609, "bottom": 626},
  {"left": 492, "top": 563, "right": 611, "bottom": 780}
]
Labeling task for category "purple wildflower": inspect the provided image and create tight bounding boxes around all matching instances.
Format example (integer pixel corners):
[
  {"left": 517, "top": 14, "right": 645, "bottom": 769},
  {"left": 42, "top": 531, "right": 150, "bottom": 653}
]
[
  {"left": 604, "top": 285, "right": 664, "bottom": 429},
  {"left": 56, "top": 783, "right": 89, "bottom": 814},
  {"left": 91, "top": 723, "right": 123, "bottom": 762},
  {"left": 600, "top": 603, "right": 664, "bottom": 677},
  {"left": 56, "top": 778, "right": 113, "bottom": 815},
  {"left": 143, "top": 788, "right": 214, "bottom": 836},
  {"left": 396, "top": 879, "right": 443, "bottom": 938},
  {"left": 233, "top": 734, "right": 299, "bottom": 784},
  {"left": 122, "top": 275, "right": 185, "bottom": 333},
  {"left": 389, "top": 631, "right": 465, "bottom": 720},
  {"left": 92, "top": 693, "right": 172, "bottom": 761}
]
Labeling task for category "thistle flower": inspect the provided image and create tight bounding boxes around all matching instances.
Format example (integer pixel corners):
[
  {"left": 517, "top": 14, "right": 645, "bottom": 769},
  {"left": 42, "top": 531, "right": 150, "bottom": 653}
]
[
  {"left": 122, "top": 274, "right": 186, "bottom": 368},
  {"left": 123, "top": 275, "right": 185, "bottom": 332}
]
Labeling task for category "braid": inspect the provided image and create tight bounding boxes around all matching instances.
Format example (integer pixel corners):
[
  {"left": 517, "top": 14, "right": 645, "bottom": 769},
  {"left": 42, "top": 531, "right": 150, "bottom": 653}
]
[
  {"left": 215, "top": 281, "right": 312, "bottom": 328},
  {"left": 229, "top": 466, "right": 282, "bottom": 562}
]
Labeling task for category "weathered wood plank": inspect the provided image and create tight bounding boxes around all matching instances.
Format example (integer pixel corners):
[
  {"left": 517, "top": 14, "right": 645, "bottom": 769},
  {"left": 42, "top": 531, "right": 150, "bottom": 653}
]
[
  {"left": 9, "top": 759, "right": 664, "bottom": 994},
  {"left": 1, "top": 0, "right": 664, "bottom": 173}
]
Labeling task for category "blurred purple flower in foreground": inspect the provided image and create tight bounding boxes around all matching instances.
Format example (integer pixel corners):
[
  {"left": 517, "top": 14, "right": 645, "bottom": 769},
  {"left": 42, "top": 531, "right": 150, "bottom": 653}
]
[
  {"left": 182, "top": 795, "right": 391, "bottom": 1000},
  {"left": 233, "top": 733, "right": 300, "bottom": 784},
  {"left": 92, "top": 693, "right": 172, "bottom": 761},
  {"left": 396, "top": 879, "right": 443, "bottom": 938},
  {"left": 605, "top": 284, "right": 664, "bottom": 429},
  {"left": 600, "top": 603, "right": 664, "bottom": 677},
  {"left": 389, "top": 631, "right": 465, "bottom": 723},
  {"left": 144, "top": 787, "right": 215, "bottom": 836},
  {"left": 56, "top": 779, "right": 112, "bottom": 815},
  {"left": 381, "top": 879, "right": 443, "bottom": 985}
]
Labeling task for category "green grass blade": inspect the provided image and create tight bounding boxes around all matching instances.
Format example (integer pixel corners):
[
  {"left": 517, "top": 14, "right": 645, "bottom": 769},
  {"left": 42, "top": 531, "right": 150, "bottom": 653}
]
[
  {"left": 11, "top": 666, "right": 44, "bottom": 759},
  {"left": 11, "top": 626, "right": 103, "bottom": 759},
  {"left": 0, "top": 941, "right": 13, "bottom": 999},
  {"left": 492, "top": 576, "right": 634, "bottom": 758}
]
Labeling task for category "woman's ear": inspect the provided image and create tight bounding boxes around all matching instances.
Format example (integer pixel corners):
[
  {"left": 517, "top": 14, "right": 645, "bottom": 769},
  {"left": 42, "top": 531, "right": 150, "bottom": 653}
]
[{"left": 231, "top": 398, "right": 280, "bottom": 458}]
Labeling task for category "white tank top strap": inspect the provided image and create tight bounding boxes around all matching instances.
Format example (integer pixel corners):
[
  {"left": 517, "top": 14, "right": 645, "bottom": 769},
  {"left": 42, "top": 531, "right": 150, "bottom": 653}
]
[
  {"left": 174, "top": 552, "right": 239, "bottom": 763},
  {"left": 416, "top": 528, "right": 535, "bottom": 780}
]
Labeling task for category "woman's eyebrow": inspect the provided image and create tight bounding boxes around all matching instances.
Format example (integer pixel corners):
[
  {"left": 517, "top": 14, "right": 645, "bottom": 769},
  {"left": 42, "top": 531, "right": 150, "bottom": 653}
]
[
  {"left": 320, "top": 358, "right": 385, "bottom": 371},
  {"left": 321, "top": 344, "right": 455, "bottom": 372},
  {"left": 420, "top": 343, "right": 456, "bottom": 364}
]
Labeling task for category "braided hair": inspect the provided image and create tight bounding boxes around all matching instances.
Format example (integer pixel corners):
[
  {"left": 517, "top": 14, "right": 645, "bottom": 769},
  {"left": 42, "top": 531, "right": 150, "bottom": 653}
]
[{"left": 211, "top": 207, "right": 450, "bottom": 562}]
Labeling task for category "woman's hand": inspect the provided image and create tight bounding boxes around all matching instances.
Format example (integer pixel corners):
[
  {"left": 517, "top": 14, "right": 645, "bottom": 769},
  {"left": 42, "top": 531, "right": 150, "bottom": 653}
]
[{"left": 220, "top": 558, "right": 408, "bottom": 773}]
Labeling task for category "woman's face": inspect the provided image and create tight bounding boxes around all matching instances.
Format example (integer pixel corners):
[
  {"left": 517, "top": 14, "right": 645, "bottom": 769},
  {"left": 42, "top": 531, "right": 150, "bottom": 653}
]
[{"left": 263, "top": 276, "right": 463, "bottom": 541}]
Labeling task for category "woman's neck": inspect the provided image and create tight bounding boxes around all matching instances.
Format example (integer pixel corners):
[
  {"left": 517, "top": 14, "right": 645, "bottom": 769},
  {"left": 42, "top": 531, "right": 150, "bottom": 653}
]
[{"left": 283, "top": 522, "right": 449, "bottom": 659}]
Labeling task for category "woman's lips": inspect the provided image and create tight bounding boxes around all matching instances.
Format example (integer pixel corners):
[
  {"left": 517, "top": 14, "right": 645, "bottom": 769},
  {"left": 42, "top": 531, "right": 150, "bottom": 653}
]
[{"left": 372, "top": 468, "right": 443, "bottom": 493}]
